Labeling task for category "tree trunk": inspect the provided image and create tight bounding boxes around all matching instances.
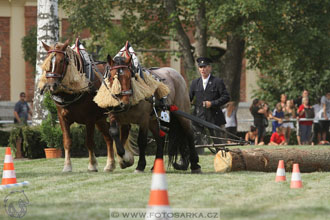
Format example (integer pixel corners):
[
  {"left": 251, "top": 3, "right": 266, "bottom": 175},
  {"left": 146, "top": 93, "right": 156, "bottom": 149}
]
[
  {"left": 165, "top": 0, "right": 196, "bottom": 80},
  {"left": 32, "top": 0, "right": 59, "bottom": 125},
  {"left": 221, "top": 33, "right": 245, "bottom": 102},
  {"left": 214, "top": 148, "right": 330, "bottom": 173},
  {"left": 194, "top": 0, "right": 207, "bottom": 59}
]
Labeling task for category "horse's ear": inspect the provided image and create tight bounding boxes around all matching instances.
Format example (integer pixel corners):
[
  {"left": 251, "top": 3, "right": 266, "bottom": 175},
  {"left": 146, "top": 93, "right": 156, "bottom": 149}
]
[
  {"left": 42, "top": 41, "right": 51, "bottom": 52},
  {"left": 107, "top": 55, "right": 114, "bottom": 66},
  {"left": 63, "top": 39, "right": 70, "bottom": 50},
  {"left": 124, "top": 54, "right": 132, "bottom": 65}
]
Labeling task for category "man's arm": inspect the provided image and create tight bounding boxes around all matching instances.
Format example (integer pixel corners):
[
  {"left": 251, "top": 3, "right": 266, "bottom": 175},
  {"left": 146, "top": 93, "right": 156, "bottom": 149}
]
[
  {"left": 14, "top": 103, "right": 21, "bottom": 123},
  {"left": 322, "top": 103, "right": 328, "bottom": 120},
  {"left": 210, "top": 79, "right": 230, "bottom": 107},
  {"left": 14, "top": 111, "right": 20, "bottom": 123},
  {"left": 189, "top": 80, "right": 196, "bottom": 102}
]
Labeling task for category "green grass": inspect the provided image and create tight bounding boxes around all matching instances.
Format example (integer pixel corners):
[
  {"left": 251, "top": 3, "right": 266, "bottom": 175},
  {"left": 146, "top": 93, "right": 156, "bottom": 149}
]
[{"left": 0, "top": 146, "right": 330, "bottom": 220}]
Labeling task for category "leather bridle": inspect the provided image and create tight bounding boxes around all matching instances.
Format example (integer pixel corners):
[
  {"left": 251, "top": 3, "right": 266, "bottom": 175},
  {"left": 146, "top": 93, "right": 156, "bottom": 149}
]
[
  {"left": 46, "top": 50, "right": 69, "bottom": 79},
  {"left": 108, "top": 64, "right": 133, "bottom": 96}
]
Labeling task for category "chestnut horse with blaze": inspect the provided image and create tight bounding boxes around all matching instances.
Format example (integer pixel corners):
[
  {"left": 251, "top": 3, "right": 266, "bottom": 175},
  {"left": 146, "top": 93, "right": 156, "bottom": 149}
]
[{"left": 39, "top": 39, "right": 133, "bottom": 172}]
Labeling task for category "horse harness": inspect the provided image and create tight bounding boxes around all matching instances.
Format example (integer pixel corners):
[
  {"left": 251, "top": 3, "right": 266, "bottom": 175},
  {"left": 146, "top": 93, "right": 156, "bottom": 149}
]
[{"left": 45, "top": 43, "right": 107, "bottom": 107}]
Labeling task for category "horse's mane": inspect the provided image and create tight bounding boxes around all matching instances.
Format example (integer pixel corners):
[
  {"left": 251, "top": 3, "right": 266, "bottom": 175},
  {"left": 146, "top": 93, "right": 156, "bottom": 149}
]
[{"left": 38, "top": 44, "right": 90, "bottom": 94}]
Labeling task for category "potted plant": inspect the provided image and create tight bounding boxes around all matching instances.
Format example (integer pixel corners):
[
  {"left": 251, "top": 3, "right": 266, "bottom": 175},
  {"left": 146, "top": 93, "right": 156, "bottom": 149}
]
[{"left": 40, "top": 92, "right": 63, "bottom": 158}]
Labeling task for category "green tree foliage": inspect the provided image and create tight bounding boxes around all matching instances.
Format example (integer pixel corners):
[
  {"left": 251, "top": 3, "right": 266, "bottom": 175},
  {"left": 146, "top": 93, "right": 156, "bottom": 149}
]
[
  {"left": 59, "top": 0, "right": 330, "bottom": 104},
  {"left": 59, "top": 0, "right": 169, "bottom": 66},
  {"left": 224, "top": 0, "right": 330, "bottom": 105},
  {"left": 21, "top": 26, "right": 37, "bottom": 69}
]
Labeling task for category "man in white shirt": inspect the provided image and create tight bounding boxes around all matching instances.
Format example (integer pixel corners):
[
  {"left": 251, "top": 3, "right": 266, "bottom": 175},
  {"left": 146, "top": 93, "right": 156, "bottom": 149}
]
[{"left": 189, "top": 57, "right": 230, "bottom": 153}]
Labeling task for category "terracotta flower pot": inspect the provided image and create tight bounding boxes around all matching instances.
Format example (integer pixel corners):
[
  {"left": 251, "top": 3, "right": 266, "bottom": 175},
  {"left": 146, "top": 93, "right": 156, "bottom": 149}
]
[{"left": 44, "top": 148, "right": 62, "bottom": 159}]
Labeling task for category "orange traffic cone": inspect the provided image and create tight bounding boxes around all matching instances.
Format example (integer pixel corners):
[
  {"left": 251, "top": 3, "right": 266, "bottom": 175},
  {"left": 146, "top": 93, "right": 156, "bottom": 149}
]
[
  {"left": 2, "top": 147, "right": 17, "bottom": 185},
  {"left": 0, "top": 147, "right": 29, "bottom": 190},
  {"left": 275, "top": 160, "right": 286, "bottom": 182},
  {"left": 290, "top": 163, "right": 302, "bottom": 189},
  {"left": 146, "top": 159, "right": 171, "bottom": 220}
]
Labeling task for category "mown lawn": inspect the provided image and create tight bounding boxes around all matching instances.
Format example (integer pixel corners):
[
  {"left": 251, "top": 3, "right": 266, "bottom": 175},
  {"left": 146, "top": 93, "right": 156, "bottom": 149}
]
[{"left": 0, "top": 145, "right": 330, "bottom": 220}]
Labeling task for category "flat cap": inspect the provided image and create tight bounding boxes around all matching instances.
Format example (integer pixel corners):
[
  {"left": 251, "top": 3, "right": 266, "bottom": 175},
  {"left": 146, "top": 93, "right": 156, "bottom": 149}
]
[{"left": 197, "top": 57, "right": 212, "bottom": 67}]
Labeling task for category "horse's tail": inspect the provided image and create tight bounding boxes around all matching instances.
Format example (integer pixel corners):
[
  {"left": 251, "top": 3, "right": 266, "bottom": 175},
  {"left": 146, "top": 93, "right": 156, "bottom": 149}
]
[{"left": 167, "top": 113, "right": 190, "bottom": 170}]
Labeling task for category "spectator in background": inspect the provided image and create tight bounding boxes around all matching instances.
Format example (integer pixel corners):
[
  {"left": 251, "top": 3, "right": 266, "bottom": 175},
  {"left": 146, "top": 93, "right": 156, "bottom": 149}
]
[
  {"left": 282, "top": 100, "right": 296, "bottom": 144},
  {"left": 250, "top": 99, "right": 270, "bottom": 145},
  {"left": 245, "top": 125, "right": 259, "bottom": 145},
  {"left": 294, "top": 89, "right": 309, "bottom": 107},
  {"left": 294, "top": 90, "right": 309, "bottom": 145},
  {"left": 280, "top": 94, "right": 287, "bottom": 111},
  {"left": 272, "top": 102, "right": 284, "bottom": 133},
  {"left": 320, "top": 92, "right": 330, "bottom": 144},
  {"left": 297, "top": 97, "right": 314, "bottom": 145},
  {"left": 312, "top": 97, "right": 322, "bottom": 145},
  {"left": 223, "top": 101, "right": 238, "bottom": 139},
  {"left": 14, "top": 92, "right": 32, "bottom": 125},
  {"left": 268, "top": 126, "right": 287, "bottom": 145}
]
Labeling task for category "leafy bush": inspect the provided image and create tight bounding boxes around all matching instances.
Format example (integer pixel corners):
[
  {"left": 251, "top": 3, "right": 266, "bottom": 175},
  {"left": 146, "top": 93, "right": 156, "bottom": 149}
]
[
  {"left": 40, "top": 114, "right": 63, "bottom": 148},
  {"left": 0, "top": 130, "right": 10, "bottom": 146},
  {"left": 40, "top": 92, "right": 63, "bottom": 148},
  {"left": 21, "top": 26, "right": 37, "bottom": 69},
  {"left": 70, "top": 124, "right": 107, "bottom": 157},
  {"left": 8, "top": 125, "right": 45, "bottom": 159}
]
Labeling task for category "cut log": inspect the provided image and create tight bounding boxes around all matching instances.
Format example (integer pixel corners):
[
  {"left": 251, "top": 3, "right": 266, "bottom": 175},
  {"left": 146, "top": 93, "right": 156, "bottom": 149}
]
[{"left": 214, "top": 148, "right": 330, "bottom": 173}]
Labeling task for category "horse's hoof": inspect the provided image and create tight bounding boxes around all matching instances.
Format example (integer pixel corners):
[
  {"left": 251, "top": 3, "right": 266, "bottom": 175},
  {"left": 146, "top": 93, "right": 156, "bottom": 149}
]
[
  {"left": 62, "top": 165, "right": 72, "bottom": 172},
  {"left": 134, "top": 169, "right": 144, "bottom": 173},
  {"left": 119, "top": 162, "right": 128, "bottom": 169},
  {"left": 119, "top": 160, "right": 133, "bottom": 169},
  {"left": 172, "top": 162, "right": 189, "bottom": 171},
  {"left": 104, "top": 163, "right": 116, "bottom": 172},
  {"left": 88, "top": 169, "right": 98, "bottom": 172},
  {"left": 191, "top": 168, "right": 202, "bottom": 174},
  {"left": 88, "top": 164, "right": 98, "bottom": 172},
  {"left": 123, "top": 151, "right": 134, "bottom": 166}
]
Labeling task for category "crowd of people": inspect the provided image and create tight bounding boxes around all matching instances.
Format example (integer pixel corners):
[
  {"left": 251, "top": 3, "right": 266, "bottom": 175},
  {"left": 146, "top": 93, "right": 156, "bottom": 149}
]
[
  {"left": 188, "top": 55, "right": 329, "bottom": 148},
  {"left": 245, "top": 91, "right": 330, "bottom": 145}
]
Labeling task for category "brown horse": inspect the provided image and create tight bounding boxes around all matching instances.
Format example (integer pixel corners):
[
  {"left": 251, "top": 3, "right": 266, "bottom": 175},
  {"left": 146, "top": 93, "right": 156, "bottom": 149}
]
[
  {"left": 39, "top": 39, "right": 134, "bottom": 172},
  {"left": 94, "top": 52, "right": 201, "bottom": 173}
]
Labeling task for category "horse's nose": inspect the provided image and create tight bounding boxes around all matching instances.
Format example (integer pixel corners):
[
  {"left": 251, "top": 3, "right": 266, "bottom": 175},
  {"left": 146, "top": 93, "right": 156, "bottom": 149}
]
[
  {"left": 119, "top": 102, "right": 126, "bottom": 109},
  {"left": 50, "top": 82, "right": 58, "bottom": 92},
  {"left": 121, "top": 96, "right": 130, "bottom": 105}
]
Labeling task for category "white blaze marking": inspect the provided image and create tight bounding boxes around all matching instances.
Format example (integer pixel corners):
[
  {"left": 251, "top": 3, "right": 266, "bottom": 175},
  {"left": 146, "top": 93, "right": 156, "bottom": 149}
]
[{"left": 51, "top": 54, "right": 56, "bottom": 72}]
